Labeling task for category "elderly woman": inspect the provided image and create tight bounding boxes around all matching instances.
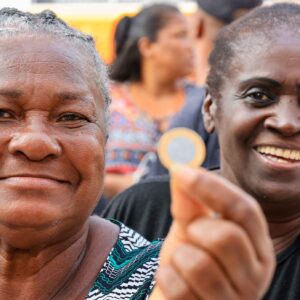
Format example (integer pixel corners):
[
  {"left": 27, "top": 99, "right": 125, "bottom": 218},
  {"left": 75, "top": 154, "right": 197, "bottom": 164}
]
[
  {"left": 0, "top": 6, "right": 275, "bottom": 300},
  {"left": 0, "top": 8, "right": 166, "bottom": 299}
]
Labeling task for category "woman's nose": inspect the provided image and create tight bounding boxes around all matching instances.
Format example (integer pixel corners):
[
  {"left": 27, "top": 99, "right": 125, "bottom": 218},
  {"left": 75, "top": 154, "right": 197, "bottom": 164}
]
[
  {"left": 264, "top": 99, "right": 300, "bottom": 137},
  {"left": 8, "top": 121, "right": 62, "bottom": 161}
]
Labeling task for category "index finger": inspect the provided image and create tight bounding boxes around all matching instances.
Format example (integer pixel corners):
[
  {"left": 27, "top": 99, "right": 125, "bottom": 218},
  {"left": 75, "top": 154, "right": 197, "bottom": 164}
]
[{"left": 170, "top": 165, "right": 272, "bottom": 264}]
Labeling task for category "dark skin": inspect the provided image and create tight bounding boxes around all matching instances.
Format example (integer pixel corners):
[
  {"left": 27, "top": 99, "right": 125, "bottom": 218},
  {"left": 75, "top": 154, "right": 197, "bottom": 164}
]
[
  {"left": 151, "top": 167, "right": 275, "bottom": 300},
  {"left": 205, "top": 31, "right": 300, "bottom": 254},
  {"left": 0, "top": 35, "right": 119, "bottom": 299},
  {"left": 0, "top": 32, "right": 223, "bottom": 300},
  {"left": 0, "top": 31, "right": 275, "bottom": 300},
  {"left": 152, "top": 28, "right": 300, "bottom": 299}
]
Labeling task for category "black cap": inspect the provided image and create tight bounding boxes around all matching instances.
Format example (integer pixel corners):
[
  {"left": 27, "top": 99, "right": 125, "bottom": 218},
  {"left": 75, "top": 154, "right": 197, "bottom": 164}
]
[{"left": 196, "top": 0, "right": 262, "bottom": 23}]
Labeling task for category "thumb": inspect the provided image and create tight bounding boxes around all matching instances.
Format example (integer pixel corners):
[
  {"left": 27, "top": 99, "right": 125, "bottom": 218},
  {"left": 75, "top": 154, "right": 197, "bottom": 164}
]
[
  {"left": 161, "top": 164, "right": 212, "bottom": 265},
  {"left": 171, "top": 164, "right": 212, "bottom": 228}
]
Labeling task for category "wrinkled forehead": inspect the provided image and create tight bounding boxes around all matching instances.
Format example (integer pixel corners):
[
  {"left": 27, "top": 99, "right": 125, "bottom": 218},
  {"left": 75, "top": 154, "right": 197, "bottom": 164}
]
[
  {"left": 227, "top": 28, "right": 300, "bottom": 79},
  {"left": 0, "top": 33, "right": 105, "bottom": 114},
  {"left": 0, "top": 34, "right": 103, "bottom": 100},
  {"left": 0, "top": 34, "right": 93, "bottom": 77}
]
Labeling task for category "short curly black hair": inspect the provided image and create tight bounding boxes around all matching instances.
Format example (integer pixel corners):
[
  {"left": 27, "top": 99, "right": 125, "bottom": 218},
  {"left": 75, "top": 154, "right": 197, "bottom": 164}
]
[{"left": 207, "top": 3, "right": 300, "bottom": 101}]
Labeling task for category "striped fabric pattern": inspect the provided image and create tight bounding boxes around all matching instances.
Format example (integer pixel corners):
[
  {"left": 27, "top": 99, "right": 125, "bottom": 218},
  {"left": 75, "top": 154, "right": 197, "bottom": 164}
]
[{"left": 86, "top": 220, "right": 162, "bottom": 300}]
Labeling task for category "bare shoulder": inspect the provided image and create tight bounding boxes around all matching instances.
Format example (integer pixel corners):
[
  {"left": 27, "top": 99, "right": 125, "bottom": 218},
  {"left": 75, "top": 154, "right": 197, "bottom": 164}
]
[
  {"left": 86, "top": 216, "right": 120, "bottom": 267},
  {"left": 56, "top": 217, "right": 120, "bottom": 300}
]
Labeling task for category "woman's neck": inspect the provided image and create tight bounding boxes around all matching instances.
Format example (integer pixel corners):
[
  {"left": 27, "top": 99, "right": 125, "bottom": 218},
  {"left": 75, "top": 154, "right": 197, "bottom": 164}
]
[
  {"left": 139, "top": 58, "right": 186, "bottom": 96},
  {"left": 219, "top": 167, "right": 300, "bottom": 255},
  {"left": 0, "top": 221, "right": 89, "bottom": 299},
  {"left": 128, "top": 81, "right": 185, "bottom": 132},
  {"left": 267, "top": 214, "right": 300, "bottom": 255},
  {"left": 0, "top": 217, "right": 119, "bottom": 299},
  {"left": 251, "top": 199, "right": 300, "bottom": 254},
  {"left": 130, "top": 78, "right": 180, "bottom": 99}
]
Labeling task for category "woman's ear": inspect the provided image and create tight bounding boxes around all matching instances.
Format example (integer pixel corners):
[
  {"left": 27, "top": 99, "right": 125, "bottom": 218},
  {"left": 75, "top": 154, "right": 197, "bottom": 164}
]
[
  {"left": 202, "top": 90, "right": 217, "bottom": 133},
  {"left": 193, "top": 10, "right": 205, "bottom": 39},
  {"left": 138, "top": 37, "right": 153, "bottom": 59},
  {"left": 196, "top": 17, "right": 204, "bottom": 39}
]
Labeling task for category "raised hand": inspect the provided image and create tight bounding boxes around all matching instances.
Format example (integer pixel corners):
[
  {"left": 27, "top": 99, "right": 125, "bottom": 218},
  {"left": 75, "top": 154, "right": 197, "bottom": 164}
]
[{"left": 150, "top": 165, "right": 275, "bottom": 300}]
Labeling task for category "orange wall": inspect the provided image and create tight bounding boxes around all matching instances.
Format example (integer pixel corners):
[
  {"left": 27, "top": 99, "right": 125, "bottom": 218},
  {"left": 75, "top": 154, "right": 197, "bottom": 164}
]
[
  {"left": 68, "top": 17, "right": 119, "bottom": 64},
  {"left": 30, "top": 3, "right": 197, "bottom": 64}
]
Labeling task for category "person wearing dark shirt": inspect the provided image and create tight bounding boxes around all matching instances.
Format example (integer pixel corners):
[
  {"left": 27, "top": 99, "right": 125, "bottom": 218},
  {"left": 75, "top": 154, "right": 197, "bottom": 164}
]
[
  {"left": 102, "top": 176, "right": 171, "bottom": 241},
  {"left": 103, "top": 3, "right": 300, "bottom": 299}
]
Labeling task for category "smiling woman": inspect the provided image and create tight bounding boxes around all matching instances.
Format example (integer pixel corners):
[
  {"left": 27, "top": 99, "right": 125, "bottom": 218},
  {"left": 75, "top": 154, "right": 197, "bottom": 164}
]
[
  {"left": 0, "top": 35, "right": 106, "bottom": 233},
  {"left": 104, "top": 3, "right": 299, "bottom": 300},
  {"left": 205, "top": 3, "right": 300, "bottom": 208},
  {"left": 0, "top": 8, "right": 163, "bottom": 299},
  {"left": 199, "top": 4, "right": 300, "bottom": 298},
  {"left": 0, "top": 4, "right": 290, "bottom": 300}
]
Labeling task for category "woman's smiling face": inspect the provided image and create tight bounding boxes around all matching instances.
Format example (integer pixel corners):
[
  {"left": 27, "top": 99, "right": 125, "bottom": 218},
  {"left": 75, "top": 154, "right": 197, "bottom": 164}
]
[
  {"left": 0, "top": 35, "right": 107, "bottom": 248},
  {"left": 208, "top": 30, "right": 300, "bottom": 212}
]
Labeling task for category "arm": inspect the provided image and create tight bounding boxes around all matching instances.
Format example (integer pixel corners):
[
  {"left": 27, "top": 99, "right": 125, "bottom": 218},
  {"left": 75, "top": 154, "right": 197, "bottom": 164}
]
[{"left": 151, "top": 165, "right": 275, "bottom": 300}]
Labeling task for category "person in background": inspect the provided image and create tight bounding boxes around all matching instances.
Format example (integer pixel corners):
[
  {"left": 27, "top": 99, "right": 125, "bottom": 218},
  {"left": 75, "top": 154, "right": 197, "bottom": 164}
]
[
  {"left": 144, "top": 0, "right": 262, "bottom": 178},
  {"left": 103, "top": 3, "right": 202, "bottom": 199},
  {"left": 102, "top": 4, "right": 300, "bottom": 297}
]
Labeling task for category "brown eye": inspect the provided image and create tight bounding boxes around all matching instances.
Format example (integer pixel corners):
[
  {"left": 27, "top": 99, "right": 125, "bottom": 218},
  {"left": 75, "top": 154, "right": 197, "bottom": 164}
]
[
  {"left": 0, "top": 109, "right": 13, "bottom": 118},
  {"left": 58, "top": 113, "right": 84, "bottom": 122},
  {"left": 242, "top": 88, "right": 276, "bottom": 106},
  {"left": 249, "top": 92, "right": 270, "bottom": 101}
]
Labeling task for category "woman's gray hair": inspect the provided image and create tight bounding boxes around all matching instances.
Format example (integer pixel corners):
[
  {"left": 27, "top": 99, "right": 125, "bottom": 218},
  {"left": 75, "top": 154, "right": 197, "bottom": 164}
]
[{"left": 0, "top": 7, "right": 111, "bottom": 128}]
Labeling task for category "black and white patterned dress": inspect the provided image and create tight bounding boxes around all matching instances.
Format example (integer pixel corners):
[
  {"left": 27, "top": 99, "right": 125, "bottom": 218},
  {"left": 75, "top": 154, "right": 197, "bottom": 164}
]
[{"left": 86, "top": 220, "right": 162, "bottom": 299}]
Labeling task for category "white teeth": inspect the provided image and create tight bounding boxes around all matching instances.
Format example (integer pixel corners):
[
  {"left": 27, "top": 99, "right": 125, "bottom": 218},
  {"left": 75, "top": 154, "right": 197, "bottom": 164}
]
[
  {"left": 256, "top": 146, "right": 300, "bottom": 162},
  {"left": 268, "top": 156, "right": 289, "bottom": 164},
  {"left": 275, "top": 148, "right": 283, "bottom": 157},
  {"left": 270, "top": 147, "right": 276, "bottom": 155}
]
